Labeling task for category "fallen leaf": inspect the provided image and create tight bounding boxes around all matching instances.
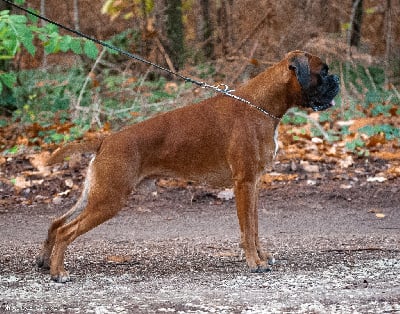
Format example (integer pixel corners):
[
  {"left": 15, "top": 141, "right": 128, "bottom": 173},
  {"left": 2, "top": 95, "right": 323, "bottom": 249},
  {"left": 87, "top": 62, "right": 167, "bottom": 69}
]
[
  {"left": 336, "top": 120, "right": 355, "bottom": 128},
  {"left": 339, "top": 155, "right": 354, "bottom": 169},
  {"left": 217, "top": 188, "right": 234, "bottom": 201},
  {"left": 136, "top": 207, "right": 151, "bottom": 213},
  {"left": 123, "top": 77, "right": 138, "bottom": 86},
  {"left": 367, "top": 133, "right": 386, "bottom": 147},
  {"left": 58, "top": 189, "right": 70, "bottom": 196},
  {"left": 32, "top": 179, "right": 44, "bottom": 185},
  {"left": 65, "top": 179, "right": 74, "bottom": 188},
  {"left": 375, "top": 213, "right": 385, "bottom": 219},
  {"left": 28, "top": 152, "right": 51, "bottom": 176},
  {"left": 367, "top": 176, "right": 387, "bottom": 183},
  {"left": 385, "top": 165, "right": 400, "bottom": 178},
  {"left": 367, "top": 208, "right": 382, "bottom": 214},
  {"left": 164, "top": 82, "right": 178, "bottom": 94},
  {"left": 52, "top": 196, "right": 63, "bottom": 205},
  {"left": 68, "top": 154, "right": 82, "bottom": 169},
  {"left": 300, "top": 161, "right": 319, "bottom": 173},
  {"left": 14, "top": 176, "right": 31, "bottom": 191},
  {"left": 372, "top": 151, "right": 400, "bottom": 160},
  {"left": 106, "top": 255, "right": 132, "bottom": 263},
  {"left": 157, "top": 178, "right": 188, "bottom": 188},
  {"left": 261, "top": 173, "right": 298, "bottom": 184},
  {"left": 311, "top": 137, "right": 323, "bottom": 144}
]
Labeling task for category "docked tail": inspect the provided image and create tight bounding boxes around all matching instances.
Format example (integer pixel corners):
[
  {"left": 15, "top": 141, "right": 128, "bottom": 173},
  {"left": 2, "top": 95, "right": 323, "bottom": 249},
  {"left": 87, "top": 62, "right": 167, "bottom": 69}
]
[{"left": 46, "top": 136, "right": 104, "bottom": 165}]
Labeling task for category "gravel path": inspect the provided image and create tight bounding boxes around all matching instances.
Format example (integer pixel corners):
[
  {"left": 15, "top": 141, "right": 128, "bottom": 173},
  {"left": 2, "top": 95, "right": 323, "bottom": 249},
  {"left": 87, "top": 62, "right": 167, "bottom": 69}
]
[{"left": 1, "top": 180, "right": 399, "bottom": 313}]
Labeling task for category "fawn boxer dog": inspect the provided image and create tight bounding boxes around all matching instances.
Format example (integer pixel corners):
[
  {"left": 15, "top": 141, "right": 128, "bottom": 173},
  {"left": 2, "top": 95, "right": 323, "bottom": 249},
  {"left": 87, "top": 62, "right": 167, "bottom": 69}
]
[{"left": 37, "top": 50, "right": 339, "bottom": 282}]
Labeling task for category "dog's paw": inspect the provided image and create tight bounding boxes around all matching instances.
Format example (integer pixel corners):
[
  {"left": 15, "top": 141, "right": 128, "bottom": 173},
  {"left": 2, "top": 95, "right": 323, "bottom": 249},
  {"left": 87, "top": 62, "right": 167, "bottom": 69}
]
[
  {"left": 249, "top": 265, "right": 272, "bottom": 273},
  {"left": 267, "top": 255, "right": 276, "bottom": 266},
  {"left": 36, "top": 255, "right": 50, "bottom": 270},
  {"left": 258, "top": 251, "right": 276, "bottom": 266},
  {"left": 249, "top": 260, "right": 272, "bottom": 273},
  {"left": 51, "top": 271, "right": 71, "bottom": 283}
]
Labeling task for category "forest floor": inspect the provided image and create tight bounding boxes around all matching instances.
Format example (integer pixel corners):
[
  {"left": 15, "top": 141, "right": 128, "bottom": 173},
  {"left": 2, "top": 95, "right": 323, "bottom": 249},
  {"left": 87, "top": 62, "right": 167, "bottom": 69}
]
[{"left": 1, "top": 152, "right": 399, "bottom": 313}]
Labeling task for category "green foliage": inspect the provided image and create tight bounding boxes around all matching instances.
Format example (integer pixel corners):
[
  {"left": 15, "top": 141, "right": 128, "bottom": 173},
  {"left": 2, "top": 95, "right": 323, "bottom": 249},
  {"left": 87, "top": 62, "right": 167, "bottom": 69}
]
[
  {"left": 105, "top": 29, "right": 140, "bottom": 56},
  {"left": 281, "top": 108, "right": 308, "bottom": 125},
  {"left": 358, "top": 124, "right": 400, "bottom": 141},
  {"left": 0, "top": 8, "right": 99, "bottom": 98},
  {"left": 0, "top": 71, "right": 16, "bottom": 95},
  {"left": 12, "top": 67, "right": 87, "bottom": 125},
  {"left": 370, "top": 103, "right": 392, "bottom": 116},
  {"left": 5, "top": 64, "right": 187, "bottom": 144},
  {"left": 37, "top": 125, "right": 90, "bottom": 144},
  {"left": 345, "top": 136, "right": 369, "bottom": 156},
  {"left": 4, "top": 145, "right": 20, "bottom": 154},
  {"left": 196, "top": 63, "right": 216, "bottom": 79}
]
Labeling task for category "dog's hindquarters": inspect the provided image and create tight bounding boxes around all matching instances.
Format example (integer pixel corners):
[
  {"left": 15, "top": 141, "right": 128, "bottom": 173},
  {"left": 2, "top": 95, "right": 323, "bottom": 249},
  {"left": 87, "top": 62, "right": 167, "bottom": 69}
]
[
  {"left": 36, "top": 158, "right": 94, "bottom": 270},
  {"left": 38, "top": 136, "right": 138, "bottom": 282}
]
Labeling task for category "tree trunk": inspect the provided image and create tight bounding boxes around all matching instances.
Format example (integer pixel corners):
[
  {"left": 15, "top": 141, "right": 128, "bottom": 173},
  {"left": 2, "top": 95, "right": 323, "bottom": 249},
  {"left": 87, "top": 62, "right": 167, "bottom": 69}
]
[
  {"left": 384, "top": 0, "right": 393, "bottom": 86},
  {"left": 40, "top": 0, "right": 47, "bottom": 67},
  {"left": 199, "top": 0, "right": 214, "bottom": 59},
  {"left": 73, "top": 0, "right": 80, "bottom": 31},
  {"left": 350, "top": 0, "right": 363, "bottom": 47},
  {"left": 217, "top": 0, "right": 234, "bottom": 56},
  {"left": 164, "top": 0, "right": 185, "bottom": 69}
]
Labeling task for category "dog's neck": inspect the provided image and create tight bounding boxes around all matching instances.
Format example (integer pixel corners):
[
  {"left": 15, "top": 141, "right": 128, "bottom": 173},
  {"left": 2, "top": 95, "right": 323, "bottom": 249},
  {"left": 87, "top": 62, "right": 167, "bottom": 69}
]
[{"left": 236, "top": 60, "right": 301, "bottom": 119}]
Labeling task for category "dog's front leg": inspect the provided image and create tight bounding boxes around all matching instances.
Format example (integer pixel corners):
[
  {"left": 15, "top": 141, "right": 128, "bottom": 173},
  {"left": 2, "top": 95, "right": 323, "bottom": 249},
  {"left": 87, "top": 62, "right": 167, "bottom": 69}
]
[
  {"left": 253, "top": 187, "right": 275, "bottom": 267},
  {"left": 234, "top": 180, "right": 270, "bottom": 272}
]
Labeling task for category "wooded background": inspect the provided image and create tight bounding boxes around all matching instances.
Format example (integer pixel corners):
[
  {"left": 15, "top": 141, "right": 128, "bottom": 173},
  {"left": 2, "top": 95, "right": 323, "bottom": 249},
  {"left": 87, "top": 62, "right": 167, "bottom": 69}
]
[
  {"left": 2, "top": 0, "right": 399, "bottom": 86},
  {"left": 1, "top": 0, "right": 400, "bottom": 206}
]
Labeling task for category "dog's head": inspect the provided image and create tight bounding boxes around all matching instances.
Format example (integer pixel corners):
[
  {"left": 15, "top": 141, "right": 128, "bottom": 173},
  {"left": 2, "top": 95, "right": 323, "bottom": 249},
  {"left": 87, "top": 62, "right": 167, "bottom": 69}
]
[{"left": 287, "top": 51, "right": 340, "bottom": 111}]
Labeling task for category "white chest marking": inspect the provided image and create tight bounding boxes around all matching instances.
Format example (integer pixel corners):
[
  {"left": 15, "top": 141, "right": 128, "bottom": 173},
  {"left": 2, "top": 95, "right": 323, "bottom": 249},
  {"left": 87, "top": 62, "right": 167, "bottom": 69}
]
[{"left": 273, "top": 126, "right": 279, "bottom": 159}]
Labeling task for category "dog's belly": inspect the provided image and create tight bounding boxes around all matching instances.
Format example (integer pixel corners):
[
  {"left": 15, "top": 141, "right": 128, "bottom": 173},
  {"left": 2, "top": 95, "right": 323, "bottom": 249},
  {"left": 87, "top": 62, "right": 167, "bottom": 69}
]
[
  {"left": 149, "top": 165, "right": 234, "bottom": 188},
  {"left": 187, "top": 170, "right": 233, "bottom": 187}
]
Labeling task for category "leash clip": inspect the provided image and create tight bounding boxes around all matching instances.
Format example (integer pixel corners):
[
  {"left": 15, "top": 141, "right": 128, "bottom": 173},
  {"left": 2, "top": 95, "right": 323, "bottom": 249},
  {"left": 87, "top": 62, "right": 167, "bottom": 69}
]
[{"left": 214, "top": 83, "right": 235, "bottom": 93}]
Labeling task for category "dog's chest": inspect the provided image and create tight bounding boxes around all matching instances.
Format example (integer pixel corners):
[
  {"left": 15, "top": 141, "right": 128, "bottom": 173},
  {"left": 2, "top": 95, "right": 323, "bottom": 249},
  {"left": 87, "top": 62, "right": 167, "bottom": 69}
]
[{"left": 273, "top": 126, "right": 279, "bottom": 159}]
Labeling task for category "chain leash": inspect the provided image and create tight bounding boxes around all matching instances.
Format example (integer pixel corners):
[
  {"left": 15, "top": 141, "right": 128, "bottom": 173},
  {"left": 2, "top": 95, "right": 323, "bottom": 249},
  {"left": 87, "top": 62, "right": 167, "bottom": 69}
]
[{"left": 1, "top": 0, "right": 281, "bottom": 121}]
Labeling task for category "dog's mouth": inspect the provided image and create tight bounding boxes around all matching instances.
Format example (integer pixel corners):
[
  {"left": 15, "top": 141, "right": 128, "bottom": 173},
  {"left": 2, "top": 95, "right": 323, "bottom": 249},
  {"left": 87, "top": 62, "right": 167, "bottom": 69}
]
[
  {"left": 310, "top": 99, "right": 336, "bottom": 112},
  {"left": 304, "top": 74, "right": 340, "bottom": 112}
]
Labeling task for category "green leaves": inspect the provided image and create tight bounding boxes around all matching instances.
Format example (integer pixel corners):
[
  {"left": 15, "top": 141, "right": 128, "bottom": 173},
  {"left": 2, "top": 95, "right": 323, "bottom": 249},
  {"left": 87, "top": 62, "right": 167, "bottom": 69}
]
[
  {"left": 0, "top": 72, "right": 16, "bottom": 88},
  {"left": 0, "top": 9, "right": 100, "bottom": 96},
  {"left": 38, "top": 23, "right": 98, "bottom": 58},
  {"left": 0, "top": 10, "right": 100, "bottom": 58},
  {"left": 59, "top": 35, "right": 72, "bottom": 52},
  {"left": 8, "top": 14, "right": 27, "bottom": 24},
  {"left": 83, "top": 40, "right": 98, "bottom": 59},
  {"left": 0, "top": 73, "right": 15, "bottom": 94},
  {"left": 359, "top": 124, "right": 400, "bottom": 141}
]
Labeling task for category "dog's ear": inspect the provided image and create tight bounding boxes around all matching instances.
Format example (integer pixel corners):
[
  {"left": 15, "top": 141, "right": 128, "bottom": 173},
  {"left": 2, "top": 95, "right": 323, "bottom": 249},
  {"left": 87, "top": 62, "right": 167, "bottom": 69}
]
[{"left": 289, "top": 54, "right": 311, "bottom": 90}]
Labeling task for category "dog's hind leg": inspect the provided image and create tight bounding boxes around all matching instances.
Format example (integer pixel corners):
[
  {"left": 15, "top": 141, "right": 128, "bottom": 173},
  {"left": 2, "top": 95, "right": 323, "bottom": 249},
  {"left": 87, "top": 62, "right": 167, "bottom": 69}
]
[
  {"left": 49, "top": 187, "right": 128, "bottom": 283},
  {"left": 36, "top": 159, "right": 94, "bottom": 270},
  {"left": 49, "top": 161, "right": 133, "bottom": 282}
]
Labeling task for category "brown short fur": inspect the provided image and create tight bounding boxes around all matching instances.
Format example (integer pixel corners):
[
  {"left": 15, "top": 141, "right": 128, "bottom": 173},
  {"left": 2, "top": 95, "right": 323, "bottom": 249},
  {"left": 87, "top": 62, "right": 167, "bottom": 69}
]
[{"left": 37, "top": 51, "right": 339, "bottom": 282}]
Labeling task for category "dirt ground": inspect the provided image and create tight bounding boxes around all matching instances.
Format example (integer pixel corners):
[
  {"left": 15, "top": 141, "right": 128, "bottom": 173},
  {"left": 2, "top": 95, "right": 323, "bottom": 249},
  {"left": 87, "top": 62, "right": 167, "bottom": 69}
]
[{"left": 0, "top": 157, "right": 400, "bottom": 313}]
